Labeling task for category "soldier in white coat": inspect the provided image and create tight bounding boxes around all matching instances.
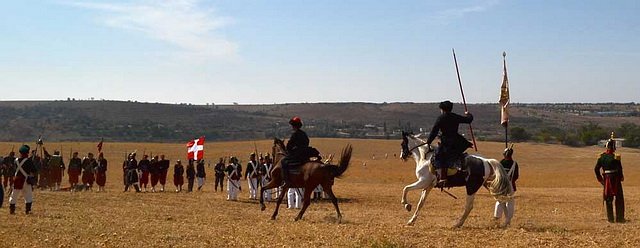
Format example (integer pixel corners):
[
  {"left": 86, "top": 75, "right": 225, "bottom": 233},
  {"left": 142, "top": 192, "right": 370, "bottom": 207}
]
[
  {"left": 225, "top": 157, "right": 242, "bottom": 201},
  {"left": 244, "top": 153, "right": 259, "bottom": 200},
  {"left": 262, "top": 155, "right": 273, "bottom": 201}
]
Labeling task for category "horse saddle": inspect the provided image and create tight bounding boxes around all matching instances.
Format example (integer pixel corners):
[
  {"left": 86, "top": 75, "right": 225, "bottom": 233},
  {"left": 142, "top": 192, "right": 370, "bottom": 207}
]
[{"left": 429, "top": 153, "right": 469, "bottom": 176}]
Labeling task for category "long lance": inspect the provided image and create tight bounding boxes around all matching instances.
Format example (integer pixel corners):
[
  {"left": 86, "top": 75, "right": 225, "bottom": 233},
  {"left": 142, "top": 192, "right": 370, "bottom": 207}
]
[{"left": 452, "top": 48, "right": 478, "bottom": 151}]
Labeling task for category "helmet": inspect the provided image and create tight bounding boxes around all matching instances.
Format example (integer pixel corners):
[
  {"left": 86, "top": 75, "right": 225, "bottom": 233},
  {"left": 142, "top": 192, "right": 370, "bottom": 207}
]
[
  {"left": 503, "top": 147, "right": 514, "bottom": 158},
  {"left": 289, "top": 116, "right": 303, "bottom": 128},
  {"left": 606, "top": 132, "right": 616, "bottom": 151},
  {"left": 18, "top": 145, "right": 30, "bottom": 154},
  {"left": 438, "top": 101, "right": 453, "bottom": 112}
]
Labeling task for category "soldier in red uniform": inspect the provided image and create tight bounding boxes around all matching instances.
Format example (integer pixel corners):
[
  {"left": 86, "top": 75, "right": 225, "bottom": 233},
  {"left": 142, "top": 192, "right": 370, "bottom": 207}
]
[
  {"left": 8, "top": 145, "right": 36, "bottom": 214},
  {"left": 95, "top": 153, "right": 108, "bottom": 192},
  {"left": 158, "top": 154, "right": 170, "bottom": 192},
  {"left": 173, "top": 160, "right": 184, "bottom": 192},
  {"left": 138, "top": 155, "right": 150, "bottom": 192},
  {"left": 595, "top": 134, "right": 625, "bottom": 223},
  {"left": 68, "top": 152, "right": 82, "bottom": 191},
  {"left": 149, "top": 155, "right": 160, "bottom": 192},
  {"left": 81, "top": 153, "right": 97, "bottom": 191}
]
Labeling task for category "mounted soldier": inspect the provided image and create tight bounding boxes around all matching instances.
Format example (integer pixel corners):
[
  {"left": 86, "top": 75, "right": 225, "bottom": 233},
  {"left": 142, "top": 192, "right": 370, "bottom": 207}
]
[
  {"left": 280, "top": 116, "right": 321, "bottom": 187},
  {"left": 425, "top": 100, "right": 473, "bottom": 186},
  {"left": 595, "top": 133, "right": 625, "bottom": 223}
]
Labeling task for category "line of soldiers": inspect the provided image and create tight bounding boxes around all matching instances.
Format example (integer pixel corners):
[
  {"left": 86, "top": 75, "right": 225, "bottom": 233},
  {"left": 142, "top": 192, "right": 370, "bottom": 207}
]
[
  {"left": 1, "top": 149, "right": 108, "bottom": 193},
  {"left": 122, "top": 153, "right": 171, "bottom": 193}
]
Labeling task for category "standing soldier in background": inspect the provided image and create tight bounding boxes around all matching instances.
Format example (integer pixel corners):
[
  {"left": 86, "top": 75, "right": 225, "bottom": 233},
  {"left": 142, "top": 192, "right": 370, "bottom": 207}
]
[
  {"left": 68, "top": 152, "right": 82, "bottom": 191},
  {"left": 158, "top": 154, "right": 170, "bottom": 192},
  {"left": 196, "top": 159, "right": 206, "bottom": 191},
  {"left": 494, "top": 146, "right": 518, "bottom": 223},
  {"left": 186, "top": 159, "right": 196, "bottom": 192},
  {"left": 30, "top": 150, "right": 44, "bottom": 189},
  {"left": 124, "top": 153, "right": 141, "bottom": 192},
  {"left": 81, "top": 153, "right": 97, "bottom": 191},
  {"left": 173, "top": 160, "right": 184, "bottom": 192},
  {"left": 225, "top": 157, "right": 241, "bottom": 201},
  {"left": 214, "top": 157, "right": 225, "bottom": 192},
  {"left": 3, "top": 151, "right": 17, "bottom": 192},
  {"left": 262, "top": 154, "right": 273, "bottom": 201},
  {"left": 47, "top": 150, "right": 65, "bottom": 191},
  {"left": 149, "top": 155, "right": 160, "bottom": 192},
  {"left": 595, "top": 134, "right": 625, "bottom": 223},
  {"left": 95, "top": 153, "right": 108, "bottom": 192},
  {"left": 138, "top": 155, "right": 150, "bottom": 192},
  {"left": 38, "top": 149, "right": 51, "bottom": 189},
  {"left": 9, "top": 145, "right": 36, "bottom": 215},
  {"left": 245, "top": 153, "right": 259, "bottom": 200}
]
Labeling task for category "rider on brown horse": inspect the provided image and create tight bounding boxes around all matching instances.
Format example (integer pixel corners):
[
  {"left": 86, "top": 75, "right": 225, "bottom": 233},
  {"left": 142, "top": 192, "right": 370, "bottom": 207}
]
[
  {"left": 426, "top": 100, "right": 473, "bottom": 186},
  {"left": 281, "top": 116, "right": 310, "bottom": 187}
]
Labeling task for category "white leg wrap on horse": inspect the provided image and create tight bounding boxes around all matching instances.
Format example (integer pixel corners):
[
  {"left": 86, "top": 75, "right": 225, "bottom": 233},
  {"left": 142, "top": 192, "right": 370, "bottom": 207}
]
[
  {"left": 494, "top": 201, "right": 505, "bottom": 218},
  {"left": 506, "top": 200, "right": 515, "bottom": 219}
]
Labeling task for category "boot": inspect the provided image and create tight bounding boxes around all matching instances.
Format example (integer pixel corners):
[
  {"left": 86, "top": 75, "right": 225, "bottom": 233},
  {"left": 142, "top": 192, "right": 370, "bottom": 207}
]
[
  {"left": 615, "top": 196, "right": 625, "bottom": 223},
  {"left": 605, "top": 201, "right": 614, "bottom": 223},
  {"left": 9, "top": 204, "right": 16, "bottom": 214},
  {"left": 25, "top": 202, "right": 32, "bottom": 215},
  {"left": 134, "top": 184, "right": 141, "bottom": 193}
]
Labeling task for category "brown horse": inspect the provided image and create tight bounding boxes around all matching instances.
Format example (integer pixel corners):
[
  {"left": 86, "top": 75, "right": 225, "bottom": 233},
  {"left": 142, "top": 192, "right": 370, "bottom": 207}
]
[{"left": 259, "top": 138, "right": 353, "bottom": 223}]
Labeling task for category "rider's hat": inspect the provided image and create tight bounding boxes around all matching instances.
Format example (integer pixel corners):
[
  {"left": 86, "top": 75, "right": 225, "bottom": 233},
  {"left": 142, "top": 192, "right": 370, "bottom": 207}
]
[
  {"left": 289, "top": 116, "right": 303, "bottom": 128},
  {"left": 438, "top": 101, "right": 453, "bottom": 112}
]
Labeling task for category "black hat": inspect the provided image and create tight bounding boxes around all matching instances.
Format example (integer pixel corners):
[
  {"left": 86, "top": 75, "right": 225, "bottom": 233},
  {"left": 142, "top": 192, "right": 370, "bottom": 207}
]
[{"left": 439, "top": 101, "right": 453, "bottom": 112}]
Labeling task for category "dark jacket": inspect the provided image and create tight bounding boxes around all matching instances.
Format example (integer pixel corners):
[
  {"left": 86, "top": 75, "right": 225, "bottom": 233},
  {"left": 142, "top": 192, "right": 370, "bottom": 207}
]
[
  {"left": 174, "top": 164, "right": 184, "bottom": 177},
  {"left": 427, "top": 112, "right": 473, "bottom": 152},
  {"left": 186, "top": 164, "right": 196, "bottom": 179},
  {"left": 196, "top": 162, "right": 205, "bottom": 178},
  {"left": 286, "top": 129, "right": 309, "bottom": 157}
]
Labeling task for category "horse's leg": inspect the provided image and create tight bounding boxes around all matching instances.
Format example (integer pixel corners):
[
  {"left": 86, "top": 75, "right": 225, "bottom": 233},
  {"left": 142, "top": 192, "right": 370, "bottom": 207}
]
[
  {"left": 402, "top": 177, "right": 430, "bottom": 212},
  {"left": 323, "top": 185, "right": 342, "bottom": 223},
  {"left": 453, "top": 194, "right": 475, "bottom": 228},
  {"left": 271, "top": 186, "right": 288, "bottom": 220},
  {"left": 294, "top": 186, "right": 314, "bottom": 221},
  {"left": 407, "top": 186, "right": 433, "bottom": 226}
]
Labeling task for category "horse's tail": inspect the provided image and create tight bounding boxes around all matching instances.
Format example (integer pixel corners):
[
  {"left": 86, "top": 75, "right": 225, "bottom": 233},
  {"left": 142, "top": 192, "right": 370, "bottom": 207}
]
[
  {"left": 487, "top": 159, "right": 514, "bottom": 202},
  {"left": 331, "top": 144, "right": 353, "bottom": 178}
]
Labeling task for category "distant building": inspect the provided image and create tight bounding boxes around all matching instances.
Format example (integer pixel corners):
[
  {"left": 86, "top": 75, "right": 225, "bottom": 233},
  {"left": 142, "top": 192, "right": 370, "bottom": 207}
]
[{"left": 598, "top": 138, "right": 625, "bottom": 148}]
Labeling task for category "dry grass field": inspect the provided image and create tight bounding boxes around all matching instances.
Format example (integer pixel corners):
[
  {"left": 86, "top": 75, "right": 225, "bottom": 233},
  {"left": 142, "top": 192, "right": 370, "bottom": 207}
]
[{"left": 0, "top": 139, "right": 638, "bottom": 247}]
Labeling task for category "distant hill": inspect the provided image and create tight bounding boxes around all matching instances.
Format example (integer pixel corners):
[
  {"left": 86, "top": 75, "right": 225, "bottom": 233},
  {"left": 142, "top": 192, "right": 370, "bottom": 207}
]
[{"left": 0, "top": 100, "right": 638, "bottom": 143}]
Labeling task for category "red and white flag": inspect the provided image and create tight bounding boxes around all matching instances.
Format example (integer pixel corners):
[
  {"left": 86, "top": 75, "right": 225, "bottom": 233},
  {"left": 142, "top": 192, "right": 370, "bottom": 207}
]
[
  {"left": 499, "top": 52, "right": 510, "bottom": 127},
  {"left": 187, "top": 136, "right": 205, "bottom": 160}
]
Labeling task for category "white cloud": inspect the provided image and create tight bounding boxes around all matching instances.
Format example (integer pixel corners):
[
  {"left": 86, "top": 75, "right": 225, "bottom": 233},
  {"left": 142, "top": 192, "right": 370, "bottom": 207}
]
[
  {"left": 429, "top": 0, "right": 500, "bottom": 25},
  {"left": 63, "top": 0, "right": 237, "bottom": 59}
]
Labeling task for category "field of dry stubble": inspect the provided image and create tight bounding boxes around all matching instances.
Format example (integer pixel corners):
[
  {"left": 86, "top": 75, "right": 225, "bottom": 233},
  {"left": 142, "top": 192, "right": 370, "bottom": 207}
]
[{"left": 0, "top": 138, "right": 639, "bottom": 247}]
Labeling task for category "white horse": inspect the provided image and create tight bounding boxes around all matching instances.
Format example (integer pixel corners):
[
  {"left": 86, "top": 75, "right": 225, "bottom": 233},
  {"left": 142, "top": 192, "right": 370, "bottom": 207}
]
[{"left": 399, "top": 131, "right": 514, "bottom": 228}]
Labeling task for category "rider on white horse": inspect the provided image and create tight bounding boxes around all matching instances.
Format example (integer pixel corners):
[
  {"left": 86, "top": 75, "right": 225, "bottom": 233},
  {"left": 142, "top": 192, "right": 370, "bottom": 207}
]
[{"left": 426, "top": 100, "right": 473, "bottom": 186}]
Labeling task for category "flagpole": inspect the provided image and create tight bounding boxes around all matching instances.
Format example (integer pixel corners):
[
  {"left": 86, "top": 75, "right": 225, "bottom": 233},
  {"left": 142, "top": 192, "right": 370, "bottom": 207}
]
[
  {"left": 503, "top": 52, "right": 508, "bottom": 148},
  {"left": 452, "top": 49, "right": 478, "bottom": 151}
]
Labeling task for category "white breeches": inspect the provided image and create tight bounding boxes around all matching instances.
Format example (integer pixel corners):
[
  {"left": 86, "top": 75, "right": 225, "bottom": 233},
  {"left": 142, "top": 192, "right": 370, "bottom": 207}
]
[
  {"left": 288, "top": 188, "right": 304, "bottom": 209},
  {"left": 9, "top": 182, "right": 33, "bottom": 204},
  {"left": 227, "top": 179, "right": 239, "bottom": 200},
  {"left": 314, "top": 185, "right": 323, "bottom": 193},
  {"left": 262, "top": 178, "right": 272, "bottom": 201},
  {"left": 247, "top": 178, "right": 258, "bottom": 199},
  {"left": 494, "top": 200, "right": 515, "bottom": 219},
  {"left": 197, "top": 177, "right": 205, "bottom": 187}
]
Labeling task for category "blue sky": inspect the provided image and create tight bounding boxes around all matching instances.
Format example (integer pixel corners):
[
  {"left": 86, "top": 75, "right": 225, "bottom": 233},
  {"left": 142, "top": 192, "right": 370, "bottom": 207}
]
[{"left": 1, "top": 0, "right": 638, "bottom": 104}]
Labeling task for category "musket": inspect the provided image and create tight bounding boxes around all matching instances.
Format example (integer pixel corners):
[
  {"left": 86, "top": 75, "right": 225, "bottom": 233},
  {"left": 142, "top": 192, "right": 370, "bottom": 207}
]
[
  {"left": 452, "top": 49, "right": 478, "bottom": 151},
  {"left": 441, "top": 189, "right": 458, "bottom": 199}
]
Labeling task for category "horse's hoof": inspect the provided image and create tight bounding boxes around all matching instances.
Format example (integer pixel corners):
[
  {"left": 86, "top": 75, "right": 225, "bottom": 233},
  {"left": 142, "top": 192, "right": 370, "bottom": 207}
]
[
  {"left": 260, "top": 205, "right": 266, "bottom": 211},
  {"left": 452, "top": 223, "right": 462, "bottom": 229},
  {"left": 271, "top": 216, "right": 277, "bottom": 220},
  {"left": 294, "top": 217, "right": 300, "bottom": 221},
  {"left": 407, "top": 221, "right": 415, "bottom": 226},
  {"left": 404, "top": 204, "right": 412, "bottom": 212}
]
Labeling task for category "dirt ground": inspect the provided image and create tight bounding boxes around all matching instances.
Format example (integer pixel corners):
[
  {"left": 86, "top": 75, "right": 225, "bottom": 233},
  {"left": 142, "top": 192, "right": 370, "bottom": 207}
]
[{"left": 0, "top": 139, "right": 638, "bottom": 247}]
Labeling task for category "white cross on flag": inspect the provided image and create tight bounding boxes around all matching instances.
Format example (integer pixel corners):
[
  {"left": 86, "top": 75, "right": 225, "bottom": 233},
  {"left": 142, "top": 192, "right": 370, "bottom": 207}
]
[{"left": 187, "top": 136, "right": 205, "bottom": 160}]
